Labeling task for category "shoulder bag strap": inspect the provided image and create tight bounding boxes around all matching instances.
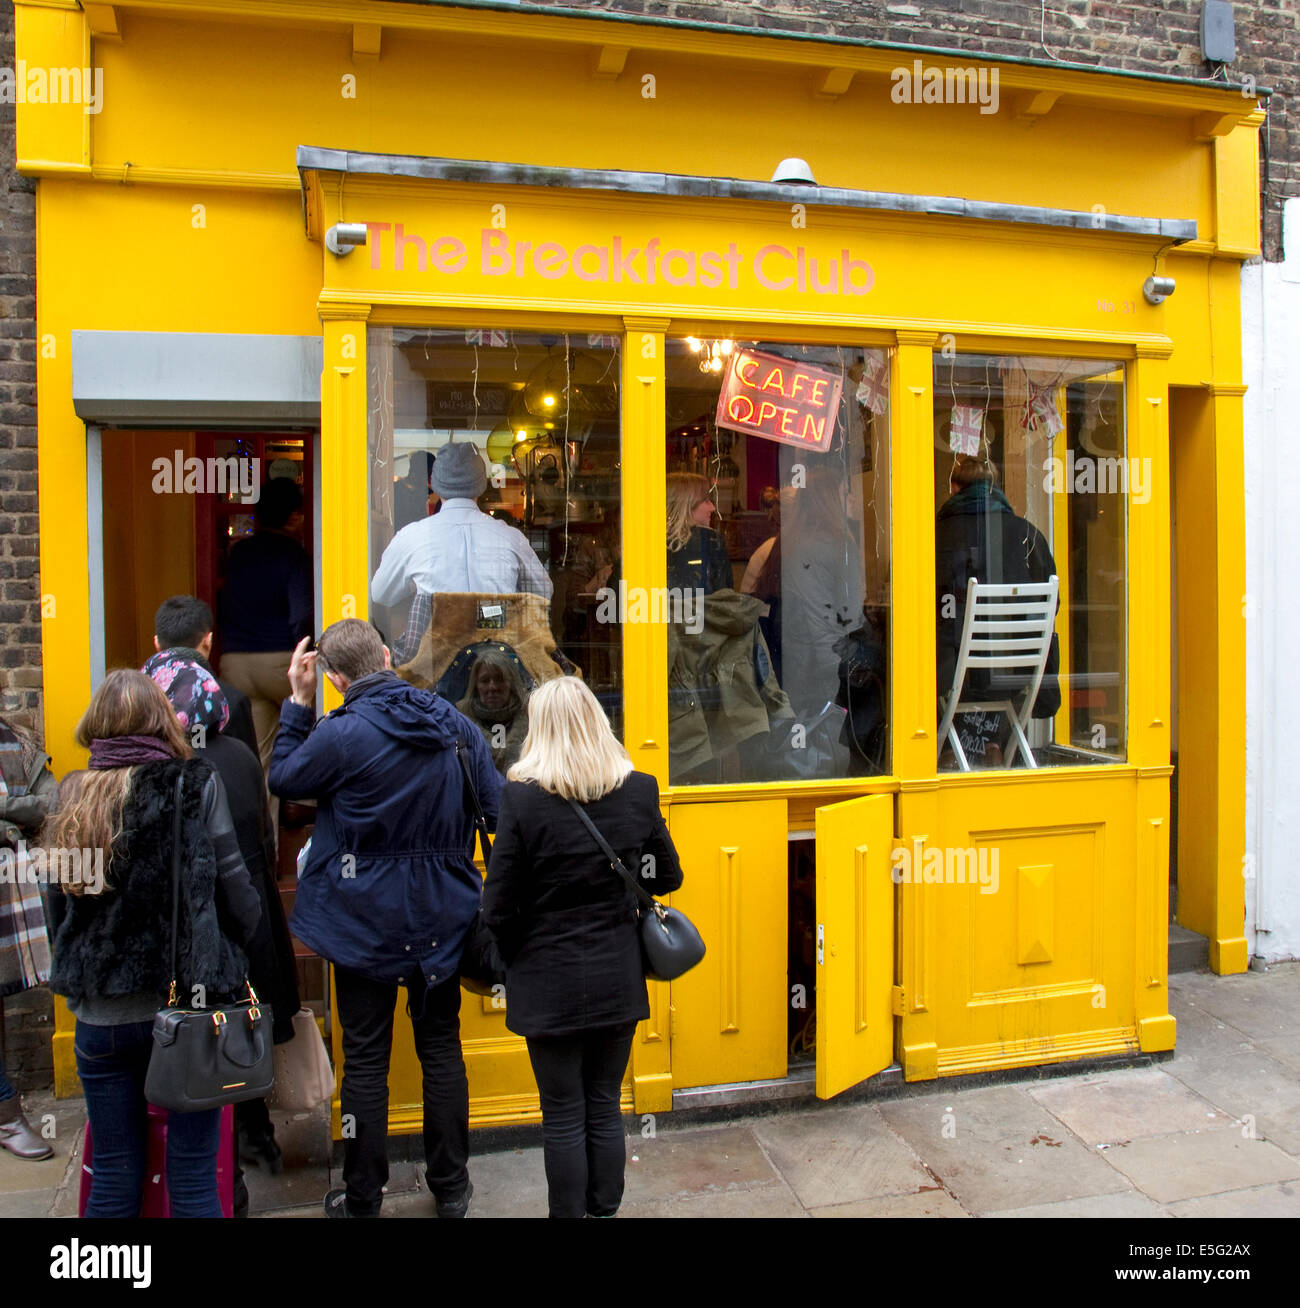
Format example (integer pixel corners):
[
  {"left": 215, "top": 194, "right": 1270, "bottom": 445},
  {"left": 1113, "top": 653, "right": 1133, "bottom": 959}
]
[
  {"left": 454, "top": 738, "right": 492, "bottom": 860},
  {"left": 166, "top": 768, "right": 184, "bottom": 1007},
  {"left": 564, "top": 797, "right": 663, "bottom": 919}
]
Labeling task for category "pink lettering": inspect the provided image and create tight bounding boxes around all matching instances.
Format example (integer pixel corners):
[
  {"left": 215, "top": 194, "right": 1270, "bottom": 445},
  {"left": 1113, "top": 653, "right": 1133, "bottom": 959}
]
[
  {"left": 534, "top": 242, "right": 569, "bottom": 280},
  {"left": 573, "top": 244, "right": 610, "bottom": 283},
  {"left": 394, "top": 223, "right": 426, "bottom": 273},
  {"left": 431, "top": 237, "right": 466, "bottom": 274},
  {"left": 842, "top": 249, "right": 873, "bottom": 295},
  {"left": 481, "top": 229, "right": 511, "bottom": 276},
  {"left": 754, "top": 244, "right": 794, "bottom": 291},
  {"left": 365, "top": 222, "right": 392, "bottom": 271}
]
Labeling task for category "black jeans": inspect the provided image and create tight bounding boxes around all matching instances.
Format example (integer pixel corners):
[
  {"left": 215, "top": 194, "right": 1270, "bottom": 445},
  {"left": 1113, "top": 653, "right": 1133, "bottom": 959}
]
[
  {"left": 333, "top": 967, "right": 469, "bottom": 1217},
  {"left": 525, "top": 1022, "right": 637, "bottom": 1219}
]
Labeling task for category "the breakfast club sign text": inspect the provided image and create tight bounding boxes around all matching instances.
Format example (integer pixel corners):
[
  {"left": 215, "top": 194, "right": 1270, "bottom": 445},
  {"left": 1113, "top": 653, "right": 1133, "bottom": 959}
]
[{"left": 363, "top": 224, "right": 874, "bottom": 296}]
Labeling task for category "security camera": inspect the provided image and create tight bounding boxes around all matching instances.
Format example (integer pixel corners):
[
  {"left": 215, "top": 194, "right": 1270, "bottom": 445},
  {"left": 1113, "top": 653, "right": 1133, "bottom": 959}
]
[
  {"left": 325, "top": 222, "right": 369, "bottom": 256},
  {"left": 1143, "top": 275, "right": 1176, "bottom": 305}
]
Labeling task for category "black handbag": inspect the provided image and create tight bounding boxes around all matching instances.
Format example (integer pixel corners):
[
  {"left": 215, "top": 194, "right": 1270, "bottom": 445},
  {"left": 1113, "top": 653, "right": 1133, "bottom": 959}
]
[
  {"left": 454, "top": 740, "right": 507, "bottom": 998},
  {"left": 565, "top": 799, "right": 705, "bottom": 983},
  {"left": 143, "top": 772, "right": 274, "bottom": 1113}
]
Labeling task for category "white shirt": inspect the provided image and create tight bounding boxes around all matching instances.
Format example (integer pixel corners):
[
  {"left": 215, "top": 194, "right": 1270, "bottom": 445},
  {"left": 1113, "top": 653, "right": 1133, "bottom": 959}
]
[{"left": 371, "top": 499, "right": 553, "bottom": 605}]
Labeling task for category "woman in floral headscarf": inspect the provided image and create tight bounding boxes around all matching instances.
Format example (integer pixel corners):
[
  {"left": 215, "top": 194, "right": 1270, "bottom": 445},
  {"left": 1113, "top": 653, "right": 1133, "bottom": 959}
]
[{"left": 144, "top": 653, "right": 300, "bottom": 1182}]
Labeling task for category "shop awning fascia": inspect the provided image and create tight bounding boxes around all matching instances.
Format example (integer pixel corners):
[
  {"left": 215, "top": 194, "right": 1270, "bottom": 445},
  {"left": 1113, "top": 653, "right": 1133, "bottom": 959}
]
[
  {"left": 71, "top": 330, "right": 323, "bottom": 426},
  {"left": 297, "top": 146, "right": 1197, "bottom": 244}
]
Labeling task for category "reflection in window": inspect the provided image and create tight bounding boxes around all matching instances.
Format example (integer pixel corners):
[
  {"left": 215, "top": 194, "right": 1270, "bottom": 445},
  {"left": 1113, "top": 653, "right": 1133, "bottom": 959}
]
[
  {"left": 933, "top": 355, "right": 1126, "bottom": 770},
  {"left": 367, "top": 329, "right": 623, "bottom": 771},
  {"left": 665, "top": 339, "right": 891, "bottom": 785}
]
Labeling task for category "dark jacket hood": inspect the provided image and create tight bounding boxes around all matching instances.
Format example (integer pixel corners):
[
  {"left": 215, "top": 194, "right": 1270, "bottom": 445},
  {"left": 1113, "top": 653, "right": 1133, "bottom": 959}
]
[
  {"left": 342, "top": 672, "right": 460, "bottom": 750},
  {"left": 938, "top": 481, "right": 1015, "bottom": 521}
]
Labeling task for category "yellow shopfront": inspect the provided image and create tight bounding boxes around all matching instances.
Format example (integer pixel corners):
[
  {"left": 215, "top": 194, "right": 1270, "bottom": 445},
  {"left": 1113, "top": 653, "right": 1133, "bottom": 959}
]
[{"left": 17, "top": 1, "right": 1255, "bottom": 1128}]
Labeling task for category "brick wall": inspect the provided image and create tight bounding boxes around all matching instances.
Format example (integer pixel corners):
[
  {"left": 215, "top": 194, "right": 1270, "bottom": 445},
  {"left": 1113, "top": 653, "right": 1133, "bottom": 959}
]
[
  {"left": 0, "top": 6, "right": 41, "bottom": 736},
  {"left": 494, "top": 0, "right": 1295, "bottom": 259}
]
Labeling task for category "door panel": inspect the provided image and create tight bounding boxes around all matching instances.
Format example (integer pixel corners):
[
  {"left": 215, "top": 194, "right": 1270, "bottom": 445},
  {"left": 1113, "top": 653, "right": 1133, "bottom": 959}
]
[
  {"left": 668, "top": 799, "right": 787, "bottom": 1089},
  {"left": 816, "top": 792, "right": 895, "bottom": 1099}
]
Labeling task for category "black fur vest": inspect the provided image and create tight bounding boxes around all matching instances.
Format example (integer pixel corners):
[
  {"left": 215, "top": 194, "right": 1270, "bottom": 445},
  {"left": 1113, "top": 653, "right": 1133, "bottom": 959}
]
[{"left": 50, "top": 758, "right": 247, "bottom": 1003}]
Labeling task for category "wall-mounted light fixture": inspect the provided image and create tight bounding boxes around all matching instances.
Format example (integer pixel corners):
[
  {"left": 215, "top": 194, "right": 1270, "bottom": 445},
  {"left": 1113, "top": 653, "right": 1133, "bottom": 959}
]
[
  {"left": 770, "top": 158, "right": 817, "bottom": 186},
  {"left": 1143, "top": 275, "right": 1176, "bottom": 306},
  {"left": 325, "top": 222, "right": 369, "bottom": 256}
]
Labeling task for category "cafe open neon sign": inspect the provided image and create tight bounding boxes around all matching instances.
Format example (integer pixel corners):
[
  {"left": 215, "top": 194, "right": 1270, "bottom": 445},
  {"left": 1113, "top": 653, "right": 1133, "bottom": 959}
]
[{"left": 714, "top": 349, "right": 843, "bottom": 452}]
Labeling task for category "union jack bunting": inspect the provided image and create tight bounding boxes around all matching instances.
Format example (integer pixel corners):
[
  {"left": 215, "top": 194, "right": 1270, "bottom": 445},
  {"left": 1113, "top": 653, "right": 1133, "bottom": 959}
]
[
  {"left": 948, "top": 405, "right": 984, "bottom": 456},
  {"left": 855, "top": 354, "right": 889, "bottom": 414},
  {"left": 586, "top": 334, "right": 621, "bottom": 349},
  {"left": 1022, "top": 384, "right": 1064, "bottom": 436},
  {"left": 465, "top": 329, "right": 509, "bottom": 348}
]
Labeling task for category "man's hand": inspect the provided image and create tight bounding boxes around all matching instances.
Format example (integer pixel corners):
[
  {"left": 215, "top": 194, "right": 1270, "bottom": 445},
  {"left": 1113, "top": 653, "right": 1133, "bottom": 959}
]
[{"left": 288, "top": 636, "right": 317, "bottom": 707}]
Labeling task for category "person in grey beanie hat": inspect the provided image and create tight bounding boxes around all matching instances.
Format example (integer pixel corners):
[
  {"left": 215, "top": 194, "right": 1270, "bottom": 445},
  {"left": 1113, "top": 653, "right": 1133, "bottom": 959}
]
[
  {"left": 371, "top": 441, "right": 551, "bottom": 660},
  {"left": 430, "top": 442, "right": 489, "bottom": 502}
]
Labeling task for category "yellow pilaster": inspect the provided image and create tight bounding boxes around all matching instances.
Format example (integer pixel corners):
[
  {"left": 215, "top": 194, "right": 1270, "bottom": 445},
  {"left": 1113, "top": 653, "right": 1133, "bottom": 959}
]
[
  {"left": 318, "top": 312, "right": 372, "bottom": 709},
  {"left": 1209, "top": 383, "right": 1249, "bottom": 975},
  {"left": 893, "top": 332, "right": 940, "bottom": 1081},
  {"left": 620, "top": 317, "right": 673, "bottom": 1112}
]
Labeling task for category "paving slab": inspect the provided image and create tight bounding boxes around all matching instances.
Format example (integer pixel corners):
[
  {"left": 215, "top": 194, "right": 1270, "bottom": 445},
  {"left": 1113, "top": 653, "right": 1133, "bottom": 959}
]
[
  {"left": 1170, "top": 971, "right": 1300, "bottom": 1042},
  {"left": 618, "top": 1124, "right": 779, "bottom": 1203},
  {"left": 809, "top": 1189, "right": 970, "bottom": 1218},
  {"left": 1099, "top": 1130, "right": 1300, "bottom": 1204},
  {"left": 878, "top": 1085, "right": 1129, "bottom": 1214},
  {"left": 984, "top": 1191, "right": 1170, "bottom": 1218},
  {"left": 619, "top": 1178, "right": 807, "bottom": 1219},
  {"left": 0, "top": 1187, "right": 58, "bottom": 1217},
  {"left": 1160, "top": 1049, "right": 1300, "bottom": 1155},
  {"left": 1027, "top": 1066, "right": 1233, "bottom": 1146},
  {"left": 1165, "top": 992, "right": 1253, "bottom": 1062},
  {"left": 1166, "top": 1180, "right": 1300, "bottom": 1218},
  {"left": 750, "top": 1104, "right": 933, "bottom": 1208}
]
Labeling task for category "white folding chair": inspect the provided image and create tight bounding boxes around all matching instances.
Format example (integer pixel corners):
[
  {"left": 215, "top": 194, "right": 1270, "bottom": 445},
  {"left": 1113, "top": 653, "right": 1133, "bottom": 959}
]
[{"left": 937, "top": 575, "right": 1059, "bottom": 771}]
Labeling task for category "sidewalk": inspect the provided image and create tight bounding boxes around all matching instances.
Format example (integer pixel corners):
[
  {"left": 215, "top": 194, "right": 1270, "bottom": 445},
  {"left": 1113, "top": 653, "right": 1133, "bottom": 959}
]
[{"left": 5, "top": 960, "right": 1298, "bottom": 1219}]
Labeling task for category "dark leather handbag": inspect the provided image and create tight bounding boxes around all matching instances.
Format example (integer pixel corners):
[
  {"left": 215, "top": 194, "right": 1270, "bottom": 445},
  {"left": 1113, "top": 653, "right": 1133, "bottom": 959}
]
[
  {"left": 566, "top": 800, "right": 705, "bottom": 983},
  {"left": 454, "top": 739, "right": 507, "bottom": 998},
  {"left": 144, "top": 773, "right": 274, "bottom": 1113}
]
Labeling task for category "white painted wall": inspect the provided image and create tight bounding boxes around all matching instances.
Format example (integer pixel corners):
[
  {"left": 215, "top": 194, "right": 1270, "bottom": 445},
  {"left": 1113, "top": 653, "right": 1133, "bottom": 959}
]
[{"left": 1242, "top": 201, "right": 1300, "bottom": 961}]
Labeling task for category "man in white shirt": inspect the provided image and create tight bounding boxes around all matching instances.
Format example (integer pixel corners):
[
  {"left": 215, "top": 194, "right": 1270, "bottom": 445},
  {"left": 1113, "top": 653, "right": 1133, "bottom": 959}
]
[{"left": 372, "top": 442, "right": 552, "bottom": 662}]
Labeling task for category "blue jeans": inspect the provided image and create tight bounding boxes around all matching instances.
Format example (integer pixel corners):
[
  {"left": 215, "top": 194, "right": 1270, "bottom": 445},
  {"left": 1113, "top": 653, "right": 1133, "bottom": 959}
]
[
  {"left": 74, "top": 1019, "right": 223, "bottom": 1219},
  {"left": 0, "top": 1052, "right": 15, "bottom": 1104}
]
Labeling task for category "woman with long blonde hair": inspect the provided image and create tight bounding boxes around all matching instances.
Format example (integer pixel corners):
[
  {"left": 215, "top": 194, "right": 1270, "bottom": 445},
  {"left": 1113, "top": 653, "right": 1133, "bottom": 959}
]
[
  {"left": 665, "top": 471, "right": 732, "bottom": 594},
  {"left": 44, "top": 670, "right": 261, "bottom": 1218},
  {"left": 482, "top": 676, "right": 684, "bottom": 1217}
]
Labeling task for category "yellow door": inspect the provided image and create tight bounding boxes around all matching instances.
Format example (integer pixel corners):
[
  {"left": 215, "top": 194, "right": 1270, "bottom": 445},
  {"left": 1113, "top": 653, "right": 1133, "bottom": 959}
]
[{"left": 815, "top": 793, "right": 895, "bottom": 1099}]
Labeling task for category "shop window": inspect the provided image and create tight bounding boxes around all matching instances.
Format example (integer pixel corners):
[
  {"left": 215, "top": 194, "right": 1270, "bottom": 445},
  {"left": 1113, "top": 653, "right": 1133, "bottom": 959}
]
[
  {"left": 932, "top": 354, "right": 1127, "bottom": 770},
  {"left": 367, "top": 329, "right": 623, "bottom": 773},
  {"left": 664, "top": 338, "right": 891, "bottom": 785}
]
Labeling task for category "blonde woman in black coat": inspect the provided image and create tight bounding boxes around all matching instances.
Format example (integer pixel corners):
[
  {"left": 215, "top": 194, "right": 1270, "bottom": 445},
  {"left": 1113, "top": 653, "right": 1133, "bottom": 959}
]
[{"left": 482, "top": 677, "right": 684, "bottom": 1218}]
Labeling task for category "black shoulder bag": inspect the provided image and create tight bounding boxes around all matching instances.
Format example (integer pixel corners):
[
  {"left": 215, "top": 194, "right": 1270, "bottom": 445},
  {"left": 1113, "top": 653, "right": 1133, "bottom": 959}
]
[
  {"left": 565, "top": 799, "right": 705, "bottom": 983},
  {"left": 144, "top": 771, "right": 274, "bottom": 1113},
  {"left": 454, "top": 739, "right": 507, "bottom": 997}
]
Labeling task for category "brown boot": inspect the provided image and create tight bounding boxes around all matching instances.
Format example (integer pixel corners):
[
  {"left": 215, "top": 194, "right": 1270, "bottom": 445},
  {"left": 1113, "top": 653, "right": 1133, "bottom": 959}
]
[{"left": 0, "top": 1095, "right": 54, "bottom": 1161}]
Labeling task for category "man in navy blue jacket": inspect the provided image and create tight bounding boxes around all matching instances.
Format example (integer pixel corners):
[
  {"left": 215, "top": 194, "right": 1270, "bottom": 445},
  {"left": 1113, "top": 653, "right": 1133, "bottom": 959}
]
[{"left": 269, "top": 619, "right": 502, "bottom": 1219}]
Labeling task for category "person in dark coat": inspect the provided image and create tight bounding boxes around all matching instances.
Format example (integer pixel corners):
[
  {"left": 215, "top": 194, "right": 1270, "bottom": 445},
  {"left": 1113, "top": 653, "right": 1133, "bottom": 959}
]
[
  {"left": 44, "top": 670, "right": 261, "bottom": 1218},
  {"left": 144, "top": 652, "right": 300, "bottom": 1180},
  {"left": 935, "top": 456, "right": 1061, "bottom": 766},
  {"left": 269, "top": 619, "right": 501, "bottom": 1220},
  {"left": 482, "top": 676, "right": 684, "bottom": 1219},
  {"left": 152, "top": 594, "right": 259, "bottom": 760},
  {"left": 666, "top": 471, "right": 732, "bottom": 595}
]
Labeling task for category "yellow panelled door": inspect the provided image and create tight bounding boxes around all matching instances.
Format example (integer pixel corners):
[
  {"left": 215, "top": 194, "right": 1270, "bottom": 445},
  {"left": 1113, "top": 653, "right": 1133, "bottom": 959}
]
[
  {"left": 667, "top": 799, "right": 788, "bottom": 1089},
  {"left": 815, "top": 793, "right": 896, "bottom": 1099}
]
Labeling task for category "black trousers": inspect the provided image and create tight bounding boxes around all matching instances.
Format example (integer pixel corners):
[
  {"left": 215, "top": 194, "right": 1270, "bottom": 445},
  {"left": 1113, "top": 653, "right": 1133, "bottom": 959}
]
[
  {"left": 525, "top": 1022, "right": 637, "bottom": 1219},
  {"left": 333, "top": 967, "right": 469, "bottom": 1217}
]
